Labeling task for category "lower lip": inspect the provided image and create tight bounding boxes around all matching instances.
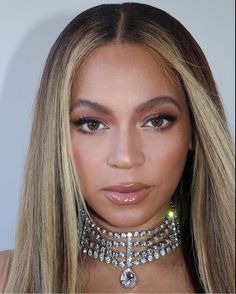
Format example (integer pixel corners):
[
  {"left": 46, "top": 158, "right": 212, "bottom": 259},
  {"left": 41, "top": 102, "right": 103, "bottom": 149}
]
[{"left": 103, "top": 187, "right": 152, "bottom": 205}]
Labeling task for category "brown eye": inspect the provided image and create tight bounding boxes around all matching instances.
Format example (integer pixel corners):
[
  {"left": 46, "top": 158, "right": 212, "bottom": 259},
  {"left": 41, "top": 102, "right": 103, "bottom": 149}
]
[
  {"left": 87, "top": 121, "right": 100, "bottom": 130},
  {"left": 143, "top": 114, "right": 177, "bottom": 131},
  {"left": 72, "top": 117, "right": 107, "bottom": 134},
  {"left": 151, "top": 118, "right": 164, "bottom": 128}
]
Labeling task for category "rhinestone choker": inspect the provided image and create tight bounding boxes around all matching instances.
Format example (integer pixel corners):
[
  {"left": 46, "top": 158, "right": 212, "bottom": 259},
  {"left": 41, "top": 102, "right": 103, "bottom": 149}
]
[{"left": 78, "top": 203, "right": 181, "bottom": 289}]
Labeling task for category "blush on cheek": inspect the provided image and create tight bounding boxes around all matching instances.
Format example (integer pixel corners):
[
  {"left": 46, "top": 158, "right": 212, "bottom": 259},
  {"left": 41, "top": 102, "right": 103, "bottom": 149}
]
[{"left": 156, "top": 142, "right": 189, "bottom": 185}]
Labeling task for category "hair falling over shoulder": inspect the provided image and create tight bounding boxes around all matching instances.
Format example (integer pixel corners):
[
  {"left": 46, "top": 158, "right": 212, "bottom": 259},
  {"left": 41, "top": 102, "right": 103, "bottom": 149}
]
[{"left": 3, "top": 3, "right": 235, "bottom": 293}]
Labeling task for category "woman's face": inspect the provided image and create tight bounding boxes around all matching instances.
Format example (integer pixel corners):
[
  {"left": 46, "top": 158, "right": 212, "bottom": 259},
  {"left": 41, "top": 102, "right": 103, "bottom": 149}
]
[{"left": 70, "top": 43, "right": 192, "bottom": 230}]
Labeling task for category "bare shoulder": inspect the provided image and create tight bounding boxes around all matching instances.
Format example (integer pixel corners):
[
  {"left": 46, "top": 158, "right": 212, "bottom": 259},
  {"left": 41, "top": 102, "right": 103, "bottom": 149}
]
[{"left": 0, "top": 250, "right": 12, "bottom": 292}]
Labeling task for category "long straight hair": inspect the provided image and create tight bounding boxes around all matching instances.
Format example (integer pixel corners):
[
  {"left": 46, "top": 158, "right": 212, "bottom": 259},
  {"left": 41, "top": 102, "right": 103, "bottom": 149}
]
[{"left": 4, "top": 3, "right": 235, "bottom": 293}]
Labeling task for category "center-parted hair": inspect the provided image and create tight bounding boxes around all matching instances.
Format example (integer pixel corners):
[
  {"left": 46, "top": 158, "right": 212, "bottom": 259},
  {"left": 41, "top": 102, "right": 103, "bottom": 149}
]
[{"left": 4, "top": 3, "right": 235, "bottom": 293}]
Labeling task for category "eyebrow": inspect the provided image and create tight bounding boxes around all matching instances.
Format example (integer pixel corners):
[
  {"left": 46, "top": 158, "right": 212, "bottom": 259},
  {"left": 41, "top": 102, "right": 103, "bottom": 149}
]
[{"left": 70, "top": 96, "right": 182, "bottom": 114}]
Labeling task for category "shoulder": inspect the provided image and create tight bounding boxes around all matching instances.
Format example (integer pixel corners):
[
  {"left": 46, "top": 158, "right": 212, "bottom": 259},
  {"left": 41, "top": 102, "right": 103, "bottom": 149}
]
[{"left": 0, "top": 250, "right": 12, "bottom": 292}]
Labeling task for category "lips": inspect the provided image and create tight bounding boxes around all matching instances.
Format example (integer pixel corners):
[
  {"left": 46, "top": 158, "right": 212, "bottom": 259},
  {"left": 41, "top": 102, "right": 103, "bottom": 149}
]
[
  {"left": 103, "top": 183, "right": 151, "bottom": 193},
  {"left": 103, "top": 183, "right": 152, "bottom": 205}
]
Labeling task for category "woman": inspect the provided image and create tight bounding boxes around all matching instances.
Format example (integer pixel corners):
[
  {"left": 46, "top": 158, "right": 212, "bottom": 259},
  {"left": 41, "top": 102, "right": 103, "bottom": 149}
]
[{"left": 0, "top": 2, "right": 234, "bottom": 293}]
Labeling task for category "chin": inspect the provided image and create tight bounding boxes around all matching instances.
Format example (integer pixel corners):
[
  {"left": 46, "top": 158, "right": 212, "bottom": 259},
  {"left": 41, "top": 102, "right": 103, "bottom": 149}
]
[{"left": 92, "top": 205, "right": 161, "bottom": 230}]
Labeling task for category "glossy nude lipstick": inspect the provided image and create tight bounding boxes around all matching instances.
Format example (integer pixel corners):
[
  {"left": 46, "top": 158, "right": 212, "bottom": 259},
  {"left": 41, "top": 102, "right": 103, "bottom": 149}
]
[{"left": 102, "top": 183, "right": 152, "bottom": 205}]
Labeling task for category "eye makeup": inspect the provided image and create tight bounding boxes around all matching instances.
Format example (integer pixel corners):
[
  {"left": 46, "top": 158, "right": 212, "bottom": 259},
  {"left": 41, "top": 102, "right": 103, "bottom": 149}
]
[{"left": 70, "top": 113, "right": 177, "bottom": 135}]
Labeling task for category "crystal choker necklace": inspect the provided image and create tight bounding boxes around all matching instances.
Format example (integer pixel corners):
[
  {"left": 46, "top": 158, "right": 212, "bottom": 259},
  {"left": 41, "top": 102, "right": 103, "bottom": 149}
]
[{"left": 78, "top": 203, "right": 181, "bottom": 289}]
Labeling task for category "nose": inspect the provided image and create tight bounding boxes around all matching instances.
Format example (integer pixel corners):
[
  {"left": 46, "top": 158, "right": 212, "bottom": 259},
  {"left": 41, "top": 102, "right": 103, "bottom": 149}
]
[{"left": 107, "top": 127, "right": 145, "bottom": 169}]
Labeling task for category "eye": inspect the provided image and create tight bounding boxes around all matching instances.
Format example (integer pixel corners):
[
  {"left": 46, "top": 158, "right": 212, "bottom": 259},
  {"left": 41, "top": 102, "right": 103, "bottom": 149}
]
[
  {"left": 71, "top": 117, "right": 107, "bottom": 135},
  {"left": 71, "top": 114, "right": 177, "bottom": 135},
  {"left": 143, "top": 114, "right": 177, "bottom": 131}
]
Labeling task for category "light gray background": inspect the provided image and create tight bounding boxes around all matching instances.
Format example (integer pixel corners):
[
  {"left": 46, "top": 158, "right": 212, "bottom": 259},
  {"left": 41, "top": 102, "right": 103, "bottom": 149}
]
[{"left": 0, "top": 0, "right": 235, "bottom": 251}]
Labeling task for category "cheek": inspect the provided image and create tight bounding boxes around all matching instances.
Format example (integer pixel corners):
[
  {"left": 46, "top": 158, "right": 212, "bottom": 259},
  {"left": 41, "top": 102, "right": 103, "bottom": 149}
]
[
  {"left": 71, "top": 132, "right": 105, "bottom": 192},
  {"left": 146, "top": 134, "right": 189, "bottom": 187}
]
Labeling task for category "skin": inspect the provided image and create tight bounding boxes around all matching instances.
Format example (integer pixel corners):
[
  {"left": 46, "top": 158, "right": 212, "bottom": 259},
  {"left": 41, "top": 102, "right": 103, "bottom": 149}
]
[
  {"left": 70, "top": 42, "right": 194, "bottom": 292},
  {"left": 70, "top": 43, "right": 192, "bottom": 231}
]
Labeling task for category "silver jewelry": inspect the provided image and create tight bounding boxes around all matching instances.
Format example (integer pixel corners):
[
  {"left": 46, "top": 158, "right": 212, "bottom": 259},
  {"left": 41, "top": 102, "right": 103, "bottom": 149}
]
[{"left": 78, "top": 203, "right": 181, "bottom": 289}]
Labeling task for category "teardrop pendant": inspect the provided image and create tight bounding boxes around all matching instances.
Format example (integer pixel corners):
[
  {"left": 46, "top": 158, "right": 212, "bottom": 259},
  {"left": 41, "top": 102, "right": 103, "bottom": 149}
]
[{"left": 120, "top": 268, "right": 137, "bottom": 288}]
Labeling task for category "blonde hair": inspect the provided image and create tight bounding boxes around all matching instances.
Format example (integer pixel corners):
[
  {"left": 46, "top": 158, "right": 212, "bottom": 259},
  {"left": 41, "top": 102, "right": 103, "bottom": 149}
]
[{"left": 4, "top": 3, "right": 234, "bottom": 293}]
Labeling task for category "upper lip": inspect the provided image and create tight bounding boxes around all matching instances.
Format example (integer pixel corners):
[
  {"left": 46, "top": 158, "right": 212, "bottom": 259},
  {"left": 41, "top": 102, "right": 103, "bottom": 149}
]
[{"left": 103, "top": 183, "right": 152, "bottom": 193}]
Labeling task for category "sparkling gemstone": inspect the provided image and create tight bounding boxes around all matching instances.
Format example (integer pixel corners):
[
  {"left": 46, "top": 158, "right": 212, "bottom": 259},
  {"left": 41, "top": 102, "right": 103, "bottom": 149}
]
[
  {"left": 127, "top": 243, "right": 132, "bottom": 249},
  {"left": 154, "top": 236, "right": 159, "bottom": 241},
  {"left": 107, "top": 240, "right": 113, "bottom": 247},
  {"left": 134, "top": 241, "right": 140, "bottom": 247},
  {"left": 140, "top": 231, "right": 146, "bottom": 237},
  {"left": 127, "top": 257, "right": 132, "bottom": 267},
  {"left": 160, "top": 249, "right": 165, "bottom": 256},
  {"left": 127, "top": 232, "right": 133, "bottom": 238},
  {"left": 88, "top": 249, "right": 93, "bottom": 256},
  {"left": 147, "top": 240, "right": 153, "bottom": 246},
  {"left": 147, "top": 248, "right": 153, "bottom": 255},
  {"left": 95, "top": 244, "right": 100, "bottom": 250},
  {"left": 134, "top": 251, "right": 140, "bottom": 257},
  {"left": 112, "top": 252, "right": 119, "bottom": 258},
  {"left": 141, "top": 252, "right": 147, "bottom": 258},
  {"left": 147, "top": 230, "right": 152, "bottom": 236},
  {"left": 171, "top": 244, "right": 176, "bottom": 250},
  {"left": 99, "top": 253, "right": 105, "bottom": 261},
  {"left": 119, "top": 252, "right": 125, "bottom": 258},
  {"left": 91, "top": 230, "right": 96, "bottom": 236},
  {"left": 93, "top": 251, "right": 98, "bottom": 259},
  {"left": 133, "top": 260, "right": 140, "bottom": 266},
  {"left": 114, "top": 233, "right": 121, "bottom": 239},
  {"left": 121, "top": 233, "right": 127, "bottom": 238},
  {"left": 100, "top": 246, "right": 106, "bottom": 252},
  {"left": 112, "top": 259, "right": 118, "bottom": 267},
  {"left": 154, "top": 252, "right": 160, "bottom": 259},
  {"left": 113, "top": 241, "right": 119, "bottom": 247},
  {"left": 140, "top": 241, "right": 147, "bottom": 247},
  {"left": 101, "top": 239, "right": 106, "bottom": 246},
  {"left": 159, "top": 242, "right": 165, "bottom": 248},
  {"left": 141, "top": 258, "right": 146, "bottom": 264},
  {"left": 119, "top": 261, "right": 126, "bottom": 268},
  {"left": 106, "top": 249, "right": 112, "bottom": 257},
  {"left": 95, "top": 234, "right": 101, "bottom": 240},
  {"left": 105, "top": 256, "right": 111, "bottom": 264},
  {"left": 147, "top": 255, "right": 153, "bottom": 262},
  {"left": 134, "top": 231, "right": 139, "bottom": 237},
  {"left": 120, "top": 268, "right": 137, "bottom": 288},
  {"left": 154, "top": 228, "right": 159, "bottom": 234},
  {"left": 164, "top": 239, "right": 170, "bottom": 245},
  {"left": 166, "top": 247, "right": 171, "bottom": 253}
]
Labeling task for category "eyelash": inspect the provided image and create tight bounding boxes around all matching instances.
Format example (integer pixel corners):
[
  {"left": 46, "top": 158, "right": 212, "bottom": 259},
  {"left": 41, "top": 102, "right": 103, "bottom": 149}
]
[{"left": 71, "top": 114, "right": 177, "bottom": 135}]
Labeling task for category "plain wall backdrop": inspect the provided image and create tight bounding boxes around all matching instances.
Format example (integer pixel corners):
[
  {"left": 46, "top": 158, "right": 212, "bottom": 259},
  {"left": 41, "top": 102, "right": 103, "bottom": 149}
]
[{"left": 0, "top": 0, "right": 235, "bottom": 251}]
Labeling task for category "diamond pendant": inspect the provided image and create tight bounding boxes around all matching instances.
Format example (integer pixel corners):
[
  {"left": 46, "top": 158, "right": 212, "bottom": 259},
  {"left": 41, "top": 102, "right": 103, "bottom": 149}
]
[{"left": 120, "top": 268, "right": 137, "bottom": 288}]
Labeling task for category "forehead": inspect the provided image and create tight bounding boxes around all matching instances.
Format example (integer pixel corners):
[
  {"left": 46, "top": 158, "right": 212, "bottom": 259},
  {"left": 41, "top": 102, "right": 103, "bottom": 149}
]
[{"left": 71, "top": 43, "right": 185, "bottom": 109}]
